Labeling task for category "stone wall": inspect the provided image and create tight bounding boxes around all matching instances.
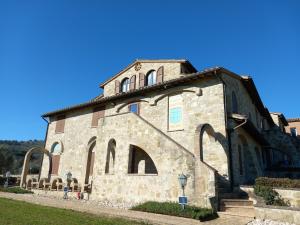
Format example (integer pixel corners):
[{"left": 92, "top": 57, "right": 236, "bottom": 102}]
[
  {"left": 103, "top": 62, "right": 183, "bottom": 97},
  {"left": 221, "top": 74, "right": 266, "bottom": 185},
  {"left": 285, "top": 120, "right": 300, "bottom": 138},
  {"left": 255, "top": 206, "right": 300, "bottom": 225},
  {"left": 40, "top": 77, "right": 226, "bottom": 208}
]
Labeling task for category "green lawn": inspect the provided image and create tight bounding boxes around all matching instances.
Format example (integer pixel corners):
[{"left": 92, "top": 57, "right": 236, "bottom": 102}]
[{"left": 0, "top": 198, "right": 150, "bottom": 225}]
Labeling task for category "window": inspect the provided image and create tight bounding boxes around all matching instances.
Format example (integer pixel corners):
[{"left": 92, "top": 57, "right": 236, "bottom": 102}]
[
  {"left": 51, "top": 142, "right": 62, "bottom": 155},
  {"left": 91, "top": 107, "right": 105, "bottom": 127},
  {"left": 248, "top": 113, "right": 252, "bottom": 121},
  {"left": 168, "top": 95, "right": 183, "bottom": 131},
  {"left": 169, "top": 107, "right": 182, "bottom": 124},
  {"left": 129, "top": 103, "right": 139, "bottom": 114},
  {"left": 105, "top": 139, "right": 116, "bottom": 174},
  {"left": 232, "top": 92, "right": 238, "bottom": 113},
  {"left": 238, "top": 145, "right": 243, "bottom": 175},
  {"left": 146, "top": 70, "right": 156, "bottom": 86},
  {"left": 55, "top": 115, "right": 65, "bottom": 133},
  {"left": 51, "top": 142, "right": 62, "bottom": 175},
  {"left": 121, "top": 78, "right": 130, "bottom": 92},
  {"left": 291, "top": 127, "right": 297, "bottom": 137}
]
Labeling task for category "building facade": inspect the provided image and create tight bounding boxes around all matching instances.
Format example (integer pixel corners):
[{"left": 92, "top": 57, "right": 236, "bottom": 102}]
[
  {"left": 286, "top": 118, "right": 300, "bottom": 138},
  {"left": 21, "top": 59, "right": 300, "bottom": 209}
]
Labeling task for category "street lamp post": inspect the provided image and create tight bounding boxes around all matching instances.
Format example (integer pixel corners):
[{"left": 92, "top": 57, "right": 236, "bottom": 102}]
[
  {"left": 178, "top": 173, "right": 188, "bottom": 210},
  {"left": 4, "top": 171, "right": 11, "bottom": 188}
]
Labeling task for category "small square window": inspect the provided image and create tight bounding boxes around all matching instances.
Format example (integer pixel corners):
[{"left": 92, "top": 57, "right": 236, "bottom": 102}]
[
  {"left": 129, "top": 103, "right": 139, "bottom": 114},
  {"left": 169, "top": 107, "right": 182, "bottom": 124},
  {"left": 291, "top": 127, "right": 297, "bottom": 137}
]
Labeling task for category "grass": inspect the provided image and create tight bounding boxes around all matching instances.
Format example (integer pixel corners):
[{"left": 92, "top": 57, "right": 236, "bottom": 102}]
[
  {"left": 131, "top": 201, "right": 217, "bottom": 221},
  {"left": 0, "top": 187, "right": 33, "bottom": 194},
  {"left": 0, "top": 198, "right": 150, "bottom": 225}
]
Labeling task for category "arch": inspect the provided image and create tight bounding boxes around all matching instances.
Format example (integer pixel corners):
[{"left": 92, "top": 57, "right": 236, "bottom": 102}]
[
  {"left": 105, "top": 139, "right": 116, "bottom": 174},
  {"left": 238, "top": 135, "right": 258, "bottom": 184},
  {"left": 195, "top": 124, "right": 228, "bottom": 176},
  {"left": 150, "top": 89, "right": 198, "bottom": 106},
  {"left": 20, "top": 147, "right": 51, "bottom": 188},
  {"left": 232, "top": 91, "right": 238, "bottom": 113},
  {"left": 50, "top": 141, "right": 63, "bottom": 175},
  {"left": 128, "top": 145, "right": 158, "bottom": 174},
  {"left": 121, "top": 77, "right": 130, "bottom": 92},
  {"left": 145, "top": 70, "right": 157, "bottom": 86},
  {"left": 84, "top": 137, "right": 96, "bottom": 185},
  {"left": 116, "top": 99, "right": 149, "bottom": 113},
  {"left": 50, "top": 141, "right": 63, "bottom": 154}
]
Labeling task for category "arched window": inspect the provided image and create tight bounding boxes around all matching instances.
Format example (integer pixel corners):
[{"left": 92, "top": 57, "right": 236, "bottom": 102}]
[
  {"left": 255, "top": 147, "right": 263, "bottom": 168},
  {"left": 146, "top": 70, "right": 156, "bottom": 86},
  {"left": 121, "top": 78, "right": 130, "bottom": 92},
  {"left": 232, "top": 91, "right": 238, "bottom": 113},
  {"left": 105, "top": 139, "right": 116, "bottom": 174},
  {"left": 50, "top": 142, "right": 63, "bottom": 175},
  {"left": 238, "top": 145, "right": 243, "bottom": 175},
  {"left": 128, "top": 145, "right": 157, "bottom": 174},
  {"left": 51, "top": 142, "right": 62, "bottom": 155},
  {"left": 85, "top": 138, "right": 96, "bottom": 185}
]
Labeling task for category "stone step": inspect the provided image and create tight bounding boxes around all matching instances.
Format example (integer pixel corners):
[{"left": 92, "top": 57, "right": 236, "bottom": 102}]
[
  {"left": 218, "top": 207, "right": 255, "bottom": 218},
  {"left": 220, "top": 199, "right": 253, "bottom": 207},
  {"left": 219, "top": 192, "right": 248, "bottom": 199}
]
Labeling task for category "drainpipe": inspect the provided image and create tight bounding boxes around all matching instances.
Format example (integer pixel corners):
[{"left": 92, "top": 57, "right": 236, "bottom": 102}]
[
  {"left": 213, "top": 70, "right": 234, "bottom": 191},
  {"left": 40, "top": 116, "right": 50, "bottom": 180}
]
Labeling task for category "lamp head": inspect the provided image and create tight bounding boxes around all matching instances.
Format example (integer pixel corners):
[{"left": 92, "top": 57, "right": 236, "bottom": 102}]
[{"left": 178, "top": 173, "right": 188, "bottom": 189}]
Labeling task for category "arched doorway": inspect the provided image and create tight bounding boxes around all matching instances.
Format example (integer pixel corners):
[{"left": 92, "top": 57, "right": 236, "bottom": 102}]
[
  {"left": 20, "top": 147, "right": 51, "bottom": 188},
  {"left": 105, "top": 139, "right": 116, "bottom": 174},
  {"left": 238, "top": 135, "right": 258, "bottom": 184},
  {"left": 84, "top": 137, "right": 96, "bottom": 185},
  {"left": 128, "top": 145, "right": 158, "bottom": 174},
  {"left": 197, "top": 124, "right": 227, "bottom": 177}
]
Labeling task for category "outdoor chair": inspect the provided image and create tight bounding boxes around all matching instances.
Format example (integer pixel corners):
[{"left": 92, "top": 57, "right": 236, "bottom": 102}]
[
  {"left": 70, "top": 178, "right": 79, "bottom": 192},
  {"left": 51, "top": 178, "right": 63, "bottom": 191}
]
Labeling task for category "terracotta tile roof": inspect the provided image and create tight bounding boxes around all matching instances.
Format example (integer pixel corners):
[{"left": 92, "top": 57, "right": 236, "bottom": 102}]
[{"left": 287, "top": 118, "right": 300, "bottom": 122}]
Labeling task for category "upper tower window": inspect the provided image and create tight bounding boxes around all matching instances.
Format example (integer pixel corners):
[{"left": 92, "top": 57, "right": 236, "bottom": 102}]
[
  {"left": 121, "top": 78, "right": 130, "bottom": 92},
  {"left": 146, "top": 70, "right": 157, "bottom": 86}
]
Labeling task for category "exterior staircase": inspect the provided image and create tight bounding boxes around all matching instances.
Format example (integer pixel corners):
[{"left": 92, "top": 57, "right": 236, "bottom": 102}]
[{"left": 218, "top": 192, "right": 255, "bottom": 218}]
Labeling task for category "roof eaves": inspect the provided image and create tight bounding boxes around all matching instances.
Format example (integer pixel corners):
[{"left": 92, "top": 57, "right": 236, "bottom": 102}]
[{"left": 42, "top": 67, "right": 219, "bottom": 117}]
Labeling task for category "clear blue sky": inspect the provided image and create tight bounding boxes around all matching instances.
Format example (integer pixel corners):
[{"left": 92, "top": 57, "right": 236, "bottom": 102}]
[{"left": 0, "top": 0, "right": 299, "bottom": 140}]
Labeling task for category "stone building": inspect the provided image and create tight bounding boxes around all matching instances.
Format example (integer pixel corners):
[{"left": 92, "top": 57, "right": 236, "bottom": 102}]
[
  {"left": 286, "top": 118, "right": 300, "bottom": 138},
  {"left": 21, "top": 59, "right": 300, "bottom": 209}
]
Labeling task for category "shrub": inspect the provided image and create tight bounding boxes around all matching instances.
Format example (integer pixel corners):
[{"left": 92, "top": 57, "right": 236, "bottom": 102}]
[
  {"left": 0, "top": 187, "right": 33, "bottom": 194},
  {"left": 256, "top": 177, "right": 300, "bottom": 189},
  {"left": 131, "top": 201, "right": 217, "bottom": 221},
  {"left": 254, "top": 185, "right": 289, "bottom": 206},
  {"left": 0, "top": 177, "right": 18, "bottom": 186}
]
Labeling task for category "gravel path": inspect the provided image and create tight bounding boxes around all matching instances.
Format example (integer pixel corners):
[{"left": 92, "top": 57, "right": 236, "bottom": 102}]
[
  {"left": 0, "top": 192, "right": 252, "bottom": 225},
  {"left": 247, "top": 219, "right": 296, "bottom": 225}
]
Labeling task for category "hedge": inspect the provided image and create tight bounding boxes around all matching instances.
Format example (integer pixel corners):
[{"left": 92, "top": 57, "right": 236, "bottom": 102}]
[
  {"left": 131, "top": 201, "right": 217, "bottom": 221},
  {"left": 0, "top": 187, "right": 33, "bottom": 194},
  {"left": 0, "top": 177, "right": 18, "bottom": 186},
  {"left": 254, "top": 185, "right": 289, "bottom": 206},
  {"left": 256, "top": 177, "right": 300, "bottom": 189}
]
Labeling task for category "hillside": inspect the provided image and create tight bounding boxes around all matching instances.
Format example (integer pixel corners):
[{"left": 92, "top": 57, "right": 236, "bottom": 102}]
[{"left": 0, "top": 140, "right": 44, "bottom": 175}]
